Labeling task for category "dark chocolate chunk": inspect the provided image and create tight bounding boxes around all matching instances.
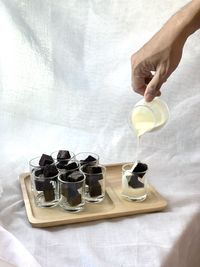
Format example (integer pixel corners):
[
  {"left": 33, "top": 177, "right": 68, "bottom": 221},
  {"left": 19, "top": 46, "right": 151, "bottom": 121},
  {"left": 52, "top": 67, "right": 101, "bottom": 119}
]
[
  {"left": 65, "top": 162, "right": 79, "bottom": 171},
  {"left": 84, "top": 155, "right": 97, "bottom": 163},
  {"left": 68, "top": 171, "right": 84, "bottom": 189},
  {"left": 68, "top": 192, "right": 82, "bottom": 206},
  {"left": 83, "top": 166, "right": 103, "bottom": 185},
  {"left": 56, "top": 162, "right": 66, "bottom": 170},
  {"left": 57, "top": 160, "right": 78, "bottom": 171},
  {"left": 80, "top": 155, "right": 97, "bottom": 166},
  {"left": 43, "top": 189, "right": 55, "bottom": 201},
  {"left": 87, "top": 175, "right": 100, "bottom": 185},
  {"left": 43, "top": 164, "right": 58, "bottom": 177},
  {"left": 63, "top": 187, "right": 82, "bottom": 206},
  {"left": 39, "top": 154, "right": 54, "bottom": 166},
  {"left": 89, "top": 181, "right": 102, "bottom": 197},
  {"left": 57, "top": 150, "right": 71, "bottom": 161},
  {"left": 35, "top": 179, "right": 45, "bottom": 191},
  {"left": 128, "top": 174, "right": 144, "bottom": 188},
  {"left": 90, "top": 166, "right": 102, "bottom": 174},
  {"left": 89, "top": 166, "right": 103, "bottom": 181},
  {"left": 43, "top": 180, "right": 55, "bottom": 190},
  {"left": 85, "top": 174, "right": 90, "bottom": 186},
  {"left": 61, "top": 183, "right": 69, "bottom": 198},
  {"left": 132, "top": 162, "right": 148, "bottom": 178}
]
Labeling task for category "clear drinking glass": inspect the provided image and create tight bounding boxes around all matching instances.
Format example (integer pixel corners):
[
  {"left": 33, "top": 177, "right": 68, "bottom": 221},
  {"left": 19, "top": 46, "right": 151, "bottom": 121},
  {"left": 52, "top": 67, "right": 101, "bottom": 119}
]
[
  {"left": 29, "top": 157, "right": 59, "bottom": 207},
  {"left": 80, "top": 164, "right": 106, "bottom": 203},
  {"left": 58, "top": 171, "right": 85, "bottom": 212},
  {"left": 121, "top": 163, "right": 148, "bottom": 202}
]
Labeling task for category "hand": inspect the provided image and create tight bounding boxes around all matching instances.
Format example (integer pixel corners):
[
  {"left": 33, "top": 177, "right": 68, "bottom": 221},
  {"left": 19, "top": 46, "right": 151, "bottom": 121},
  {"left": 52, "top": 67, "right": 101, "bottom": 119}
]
[
  {"left": 131, "top": 29, "right": 185, "bottom": 102},
  {"left": 131, "top": 0, "right": 200, "bottom": 102}
]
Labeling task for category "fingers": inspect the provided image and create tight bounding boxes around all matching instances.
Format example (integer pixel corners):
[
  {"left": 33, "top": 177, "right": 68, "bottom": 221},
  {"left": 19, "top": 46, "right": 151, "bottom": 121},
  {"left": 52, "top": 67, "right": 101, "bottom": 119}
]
[
  {"left": 132, "top": 55, "right": 167, "bottom": 102},
  {"left": 132, "top": 71, "right": 153, "bottom": 96},
  {"left": 144, "top": 69, "right": 165, "bottom": 102}
]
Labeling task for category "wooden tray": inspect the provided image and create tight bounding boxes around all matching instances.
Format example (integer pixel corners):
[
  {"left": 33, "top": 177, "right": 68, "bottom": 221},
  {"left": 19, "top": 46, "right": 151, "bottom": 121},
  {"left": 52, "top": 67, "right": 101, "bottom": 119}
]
[{"left": 19, "top": 163, "right": 167, "bottom": 228}]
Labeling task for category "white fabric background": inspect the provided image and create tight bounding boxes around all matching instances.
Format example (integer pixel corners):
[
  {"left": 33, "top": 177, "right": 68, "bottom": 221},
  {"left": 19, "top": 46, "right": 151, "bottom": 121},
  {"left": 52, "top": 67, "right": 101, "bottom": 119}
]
[{"left": 0, "top": 0, "right": 200, "bottom": 266}]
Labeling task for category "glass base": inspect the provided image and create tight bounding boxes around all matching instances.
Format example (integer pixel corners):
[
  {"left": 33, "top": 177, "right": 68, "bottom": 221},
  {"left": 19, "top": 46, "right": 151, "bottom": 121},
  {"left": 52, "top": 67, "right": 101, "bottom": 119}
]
[
  {"left": 34, "top": 192, "right": 59, "bottom": 208},
  {"left": 122, "top": 193, "right": 147, "bottom": 202},
  {"left": 85, "top": 194, "right": 105, "bottom": 203},
  {"left": 59, "top": 202, "right": 84, "bottom": 212},
  {"left": 58, "top": 195, "right": 85, "bottom": 212}
]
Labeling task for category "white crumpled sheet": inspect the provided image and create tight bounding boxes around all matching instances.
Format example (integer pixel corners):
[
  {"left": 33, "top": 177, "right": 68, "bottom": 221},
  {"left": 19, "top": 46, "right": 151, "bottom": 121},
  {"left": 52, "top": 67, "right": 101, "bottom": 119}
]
[{"left": 0, "top": 0, "right": 200, "bottom": 266}]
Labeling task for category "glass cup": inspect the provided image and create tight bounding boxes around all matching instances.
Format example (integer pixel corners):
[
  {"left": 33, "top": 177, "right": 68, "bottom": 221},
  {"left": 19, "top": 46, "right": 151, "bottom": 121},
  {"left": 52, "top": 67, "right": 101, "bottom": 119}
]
[
  {"left": 29, "top": 157, "right": 59, "bottom": 207},
  {"left": 80, "top": 164, "right": 106, "bottom": 203},
  {"left": 75, "top": 152, "right": 99, "bottom": 167},
  {"left": 58, "top": 171, "right": 85, "bottom": 212},
  {"left": 121, "top": 163, "right": 148, "bottom": 202},
  {"left": 129, "top": 97, "right": 170, "bottom": 136}
]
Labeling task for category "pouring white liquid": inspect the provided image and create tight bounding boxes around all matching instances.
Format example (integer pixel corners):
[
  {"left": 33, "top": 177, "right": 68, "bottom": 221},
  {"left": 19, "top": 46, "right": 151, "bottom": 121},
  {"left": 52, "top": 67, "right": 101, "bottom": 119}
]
[
  {"left": 131, "top": 106, "right": 155, "bottom": 137},
  {"left": 130, "top": 97, "right": 169, "bottom": 162}
]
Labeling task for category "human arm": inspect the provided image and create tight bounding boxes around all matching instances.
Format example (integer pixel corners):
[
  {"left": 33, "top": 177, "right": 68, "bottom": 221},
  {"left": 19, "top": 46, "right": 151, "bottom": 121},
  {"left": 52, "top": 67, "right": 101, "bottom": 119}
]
[{"left": 131, "top": 0, "right": 200, "bottom": 102}]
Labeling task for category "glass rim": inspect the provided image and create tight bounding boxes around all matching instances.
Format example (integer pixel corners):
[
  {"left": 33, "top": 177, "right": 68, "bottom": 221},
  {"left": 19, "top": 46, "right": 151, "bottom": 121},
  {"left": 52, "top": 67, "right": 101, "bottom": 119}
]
[
  {"left": 34, "top": 173, "right": 59, "bottom": 179},
  {"left": 74, "top": 152, "right": 100, "bottom": 160},
  {"left": 135, "top": 97, "right": 170, "bottom": 121},
  {"left": 58, "top": 173, "right": 85, "bottom": 184},
  {"left": 122, "top": 163, "right": 147, "bottom": 174},
  {"left": 29, "top": 156, "right": 55, "bottom": 168},
  {"left": 80, "top": 164, "right": 106, "bottom": 175}
]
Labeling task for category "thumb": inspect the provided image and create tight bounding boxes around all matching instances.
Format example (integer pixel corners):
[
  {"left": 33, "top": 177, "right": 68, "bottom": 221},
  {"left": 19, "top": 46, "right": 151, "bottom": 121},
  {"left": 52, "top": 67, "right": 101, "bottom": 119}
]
[{"left": 144, "top": 69, "right": 163, "bottom": 102}]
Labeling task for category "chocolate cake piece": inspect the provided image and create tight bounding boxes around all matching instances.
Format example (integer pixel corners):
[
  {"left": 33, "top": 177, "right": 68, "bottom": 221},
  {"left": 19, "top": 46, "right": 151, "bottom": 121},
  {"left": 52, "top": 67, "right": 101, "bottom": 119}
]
[
  {"left": 56, "top": 161, "right": 67, "bottom": 169},
  {"left": 61, "top": 184, "right": 69, "bottom": 198},
  {"left": 42, "top": 179, "right": 56, "bottom": 201},
  {"left": 57, "top": 150, "right": 71, "bottom": 161},
  {"left": 43, "top": 188, "right": 55, "bottom": 202},
  {"left": 65, "top": 162, "right": 79, "bottom": 171},
  {"left": 84, "top": 155, "right": 96, "bottom": 163},
  {"left": 80, "top": 155, "right": 97, "bottom": 166},
  {"left": 132, "top": 162, "right": 148, "bottom": 178},
  {"left": 83, "top": 166, "right": 103, "bottom": 185},
  {"left": 89, "top": 166, "right": 103, "bottom": 181},
  {"left": 66, "top": 187, "right": 82, "bottom": 206},
  {"left": 68, "top": 193, "right": 82, "bottom": 206},
  {"left": 68, "top": 171, "right": 84, "bottom": 189},
  {"left": 34, "top": 179, "right": 45, "bottom": 191},
  {"left": 68, "top": 171, "right": 84, "bottom": 182},
  {"left": 43, "top": 164, "right": 58, "bottom": 178},
  {"left": 128, "top": 174, "right": 144, "bottom": 188},
  {"left": 34, "top": 168, "right": 45, "bottom": 191},
  {"left": 39, "top": 154, "right": 54, "bottom": 166},
  {"left": 89, "top": 181, "right": 102, "bottom": 197},
  {"left": 85, "top": 174, "right": 90, "bottom": 186}
]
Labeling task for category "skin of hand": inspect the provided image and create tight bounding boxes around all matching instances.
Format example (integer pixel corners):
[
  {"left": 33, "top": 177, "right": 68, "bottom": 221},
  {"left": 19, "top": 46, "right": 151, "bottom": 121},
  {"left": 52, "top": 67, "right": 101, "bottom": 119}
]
[{"left": 131, "top": 0, "right": 200, "bottom": 102}]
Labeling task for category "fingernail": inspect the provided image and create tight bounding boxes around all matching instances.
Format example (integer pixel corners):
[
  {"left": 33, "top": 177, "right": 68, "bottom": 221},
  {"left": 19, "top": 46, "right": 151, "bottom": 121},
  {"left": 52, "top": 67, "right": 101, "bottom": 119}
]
[{"left": 145, "top": 92, "right": 154, "bottom": 102}]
